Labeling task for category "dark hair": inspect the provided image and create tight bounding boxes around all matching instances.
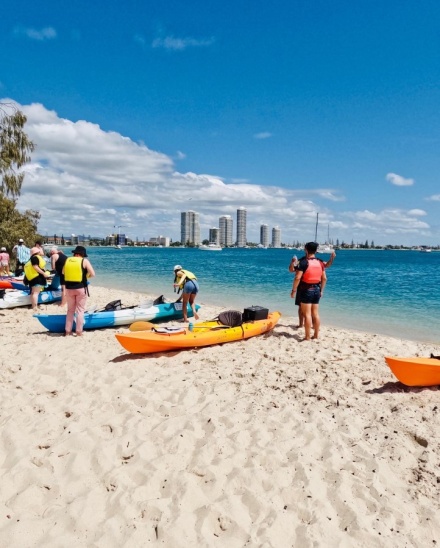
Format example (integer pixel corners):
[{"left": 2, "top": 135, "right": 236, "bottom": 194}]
[{"left": 305, "top": 241, "right": 318, "bottom": 253}]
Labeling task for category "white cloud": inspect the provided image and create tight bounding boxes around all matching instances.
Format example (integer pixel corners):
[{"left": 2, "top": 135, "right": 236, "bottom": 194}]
[
  {"left": 426, "top": 194, "right": 440, "bottom": 201},
  {"left": 253, "top": 132, "right": 272, "bottom": 140},
  {"left": 4, "top": 100, "right": 436, "bottom": 244},
  {"left": 152, "top": 35, "right": 215, "bottom": 51},
  {"left": 14, "top": 26, "right": 57, "bottom": 41},
  {"left": 386, "top": 172, "right": 414, "bottom": 186}
]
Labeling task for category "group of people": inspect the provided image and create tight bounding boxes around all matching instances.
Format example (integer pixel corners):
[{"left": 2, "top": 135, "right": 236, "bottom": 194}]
[
  {"left": 4, "top": 237, "right": 331, "bottom": 340},
  {"left": 289, "top": 242, "right": 335, "bottom": 341}
]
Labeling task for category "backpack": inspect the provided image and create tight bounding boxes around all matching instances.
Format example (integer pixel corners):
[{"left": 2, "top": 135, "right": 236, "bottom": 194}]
[
  {"left": 217, "top": 310, "right": 243, "bottom": 327},
  {"left": 104, "top": 299, "right": 122, "bottom": 311}
]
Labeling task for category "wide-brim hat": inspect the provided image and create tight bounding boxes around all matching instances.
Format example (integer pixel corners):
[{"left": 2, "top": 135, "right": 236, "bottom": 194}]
[
  {"left": 30, "top": 246, "right": 43, "bottom": 256},
  {"left": 72, "top": 245, "right": 88, "bottom": 257}
]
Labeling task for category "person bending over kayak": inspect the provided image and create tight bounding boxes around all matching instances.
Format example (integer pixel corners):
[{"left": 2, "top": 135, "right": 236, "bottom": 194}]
[{"left": 173, "top": 264, "right": 200, "bottom": 323}]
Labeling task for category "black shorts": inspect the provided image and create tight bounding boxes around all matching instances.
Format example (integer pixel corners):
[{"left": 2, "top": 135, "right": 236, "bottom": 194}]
[{"left": 299, "top": 285, "right": 321, "bottom": 304}]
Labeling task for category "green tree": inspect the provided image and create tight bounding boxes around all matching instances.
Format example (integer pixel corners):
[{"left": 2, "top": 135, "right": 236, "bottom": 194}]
[
  {"left": 0, "top": 103, "right": 39, "bottom": 255},
  {"left": 1, "top": 104, "right": 35, "bottom": 198},
  {"left": 0, "top": 194, "right": 41, "bottom": 252}
]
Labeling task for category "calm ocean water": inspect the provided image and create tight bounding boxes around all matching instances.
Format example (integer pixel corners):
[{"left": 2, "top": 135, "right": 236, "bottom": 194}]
[{"left": 71, "top": 247, "right": 439, "bottom": 344}]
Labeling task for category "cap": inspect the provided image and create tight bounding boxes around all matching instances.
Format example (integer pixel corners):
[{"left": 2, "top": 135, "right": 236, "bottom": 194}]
[
  {"left": 18, "top": 238, "right": 24, "bottom": 243},
  {"left": 72, "top": 245, "right": 88, "bottom": 257},
  {"left": 1, "top": 247, "right": 6, "bottom": 251},
  {"left": 173, "top": 264, "right": 182, "bottom": 272}
]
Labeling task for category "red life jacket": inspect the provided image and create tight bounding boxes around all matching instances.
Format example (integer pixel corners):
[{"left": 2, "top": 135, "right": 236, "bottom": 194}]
[{"left": 301, "top": 258, "right": 324, "bottom": 284}]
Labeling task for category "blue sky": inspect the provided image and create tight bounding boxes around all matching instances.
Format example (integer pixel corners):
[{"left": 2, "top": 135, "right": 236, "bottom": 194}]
[{"left": 1, "top": 0, "right": 439, "bottom": 245}]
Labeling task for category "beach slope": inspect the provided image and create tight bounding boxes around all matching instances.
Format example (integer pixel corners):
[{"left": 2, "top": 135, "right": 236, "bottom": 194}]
[{"left": 0, "top": 286, "right": 439, "bottom": 547}]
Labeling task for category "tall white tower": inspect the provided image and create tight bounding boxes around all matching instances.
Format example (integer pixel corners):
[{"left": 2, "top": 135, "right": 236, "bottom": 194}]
[
  {"left": 236, "top": 207, "right": 247, "bottom": 248},
  {"left": 180, "top": 210, "right": 200, "bottom": 245},
  {"left": 219, "top": 215, "right": 233, "bottom": 247},
  {"left": 209, "top": 227, "right": 220, "bottom": 245},
  {"left": 260, "top": 224, "right": 269, "bottom": 247},
  {"left": 272, "top": 226, "right": 281, "bottom": 248}
]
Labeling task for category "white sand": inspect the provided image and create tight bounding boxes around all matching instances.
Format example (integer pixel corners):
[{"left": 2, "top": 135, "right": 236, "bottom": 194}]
[{"left": 0, "top": 285, "right": 439, "bottom": 547}]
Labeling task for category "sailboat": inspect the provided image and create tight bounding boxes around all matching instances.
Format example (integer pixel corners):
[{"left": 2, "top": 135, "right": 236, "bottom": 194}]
[{"left": 315, "top": 214, "right": 334, "bottom": 254}]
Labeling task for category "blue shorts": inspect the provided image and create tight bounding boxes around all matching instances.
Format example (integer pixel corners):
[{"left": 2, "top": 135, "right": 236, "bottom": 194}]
[
  {"left": 299, "top": 285, "right": 321, "bottom": 304},
  {"left": 183, "top": 279, "right": 199, "bottom": 295}
]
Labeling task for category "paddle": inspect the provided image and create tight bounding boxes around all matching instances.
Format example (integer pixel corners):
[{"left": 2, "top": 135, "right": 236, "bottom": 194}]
[
  {"left": 128, "top": 321, "right": 231, "bottom": 332},
  {"left": 129, "top": 321, "right": 155, "bottom": 332}
]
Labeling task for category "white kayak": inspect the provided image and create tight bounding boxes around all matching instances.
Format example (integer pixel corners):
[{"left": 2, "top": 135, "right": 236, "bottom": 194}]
[{"left": 0, "top": 288, "right": 62, "bottom": 309}]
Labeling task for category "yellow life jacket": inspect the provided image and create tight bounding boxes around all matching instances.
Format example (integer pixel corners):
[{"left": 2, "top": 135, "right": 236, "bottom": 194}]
[
  {"left": 24, "top": 255, "right": 46, "bottom": 282},
  {"left": 176, "top": 269, "right": 197, "bottom": 289},
  {"left": 64, "top": 256, "right": 84, "bottom": 283}
]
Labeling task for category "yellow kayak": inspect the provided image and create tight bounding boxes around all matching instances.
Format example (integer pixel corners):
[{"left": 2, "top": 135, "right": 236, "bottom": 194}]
[{"left": 115, "top": 311, "right": 281, "bottom": 354}]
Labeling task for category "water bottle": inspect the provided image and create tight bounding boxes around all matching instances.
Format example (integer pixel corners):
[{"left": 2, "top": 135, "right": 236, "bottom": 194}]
[{"left": 188, "top": 322, "right": 193, "bottom": 332}]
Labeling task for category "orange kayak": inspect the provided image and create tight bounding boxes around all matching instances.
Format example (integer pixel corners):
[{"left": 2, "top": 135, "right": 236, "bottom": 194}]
[
  {"left": 385, "top": 356, "right": 440, "bottom": 387},
  {"left": 116, "top": 311, "right": 281, "bottom": 354}
]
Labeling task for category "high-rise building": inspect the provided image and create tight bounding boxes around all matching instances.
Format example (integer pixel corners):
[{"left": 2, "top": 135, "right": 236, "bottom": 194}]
[
  {"left": 181, "top": 210, "right": 200, "bottom": 245},
  {"left": 209, "top": 227, "right": 220, "bottom": 245},
  {"left": 260, "top": 224, "right": 269, "bottom": 247},
  {"left": 236, "top": 207, "right": 247, "bottom": 247},
  {"left": 219, "top": 215, "right": 233, "bottom": 247},
  {"left": 272, "top": 226, "right": 281, "bottom": 248}
]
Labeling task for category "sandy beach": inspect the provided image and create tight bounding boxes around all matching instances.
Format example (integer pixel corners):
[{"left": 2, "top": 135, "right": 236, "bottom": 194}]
[{"left": 1, "top": 285, "right": 439, "bottom": 547}]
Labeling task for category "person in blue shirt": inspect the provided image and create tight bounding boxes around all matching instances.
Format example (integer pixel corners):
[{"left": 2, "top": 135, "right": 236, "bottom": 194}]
[{"left": 12, "top": 238, "right": 30, "bottom": 276}]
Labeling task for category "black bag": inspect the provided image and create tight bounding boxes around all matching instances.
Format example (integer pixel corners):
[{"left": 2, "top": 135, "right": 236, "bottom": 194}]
[
  {"left": 243, "top": 306, "right": 269, "bottom": 322},
  {"left": 217, "top": 310, "right": 243, "bottom": 327},
  {"left": 104, "top": 299, "right": 122, "bottom": 311}
]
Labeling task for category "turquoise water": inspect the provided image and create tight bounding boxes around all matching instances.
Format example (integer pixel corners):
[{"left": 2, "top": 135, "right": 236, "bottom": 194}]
[{"left": 75, "top": 247, "right": 439, "bottom": 343}]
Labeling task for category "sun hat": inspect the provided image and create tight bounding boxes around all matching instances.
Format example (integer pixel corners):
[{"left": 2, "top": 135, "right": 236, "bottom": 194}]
[
  {"left": 30, "top": 246, "right": 42, "bottom": 256},
  {"left": 72, "top": 245, "right": 88, "bottom": 257},
  {"left": 173, "top": 264, "right": 182, "bottom": 271}
]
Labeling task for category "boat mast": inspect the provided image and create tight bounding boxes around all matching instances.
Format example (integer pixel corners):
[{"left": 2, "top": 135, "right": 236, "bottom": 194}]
[{"left": 315, "top": 213, "right": 319, "bottom": 241}]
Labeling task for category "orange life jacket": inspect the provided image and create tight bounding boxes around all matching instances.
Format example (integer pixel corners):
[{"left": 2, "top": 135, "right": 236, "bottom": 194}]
[{"left": 301, "top": 258, "right": 324, "bottom": 284}]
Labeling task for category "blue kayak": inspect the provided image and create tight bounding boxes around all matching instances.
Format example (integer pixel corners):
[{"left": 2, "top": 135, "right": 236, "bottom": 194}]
[{"left": 34, "top": 302, "right": 201, "bottom": 333}]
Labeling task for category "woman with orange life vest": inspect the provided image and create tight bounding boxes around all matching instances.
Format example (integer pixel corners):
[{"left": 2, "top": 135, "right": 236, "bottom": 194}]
[
  {"left": 62, "top": 246, "right": 95, "bottom": 336},
  {"left": 24, "top": 246, "right": 51, "bottom": 312},
  {"left": 291, "top": 242, "right": 327, "bottom": 340},
  {"left": 173, "top": 264, "right": 200, "bottom": 323},
  {"left": 289, "top": 249, "right": 335, "bottom": 329}
]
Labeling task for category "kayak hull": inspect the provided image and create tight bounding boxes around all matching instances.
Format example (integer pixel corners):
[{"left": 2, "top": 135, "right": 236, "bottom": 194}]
[
  {"left": 385, "top": 356, "right": 440, "bottom": 387},
  {"left": 0, "top": 289, "right": 62, "bottom": 309},
  {"left": 115, "top": 311, "right": 281, "bottom": 354},
  {"left": 34, "top": 302, "right": 201, "bottom": 333}
]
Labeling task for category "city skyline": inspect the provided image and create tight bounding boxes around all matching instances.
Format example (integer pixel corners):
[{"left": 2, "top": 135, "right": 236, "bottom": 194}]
[{"left": 2, "top": 2, "right": 439, "bottom": 246}]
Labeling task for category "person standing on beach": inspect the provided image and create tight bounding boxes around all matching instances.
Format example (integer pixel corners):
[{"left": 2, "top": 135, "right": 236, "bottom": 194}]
[
  {"left": 63, "top": 246, "right": 95, "bottom": 336},
  {"left": 289, "top": 249, "right": 335, "bottom": 329},
  {"left": 24, "top": 246, "right": 51, "bottom": 312},
  {"left": 12, "top": 238, "right": 30, "bottom": 276},
  {"left": 291, "top": 242, "right": 327, "bottom": 340},
  {"left": 50, "top": 247, "right": 67, "bottom": 306},
  {"left": 173, "top": 264, "right": 200, "bottom": 323},
  {"left": 0, "top": 247, "right": 10, "bottom": 275}
]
